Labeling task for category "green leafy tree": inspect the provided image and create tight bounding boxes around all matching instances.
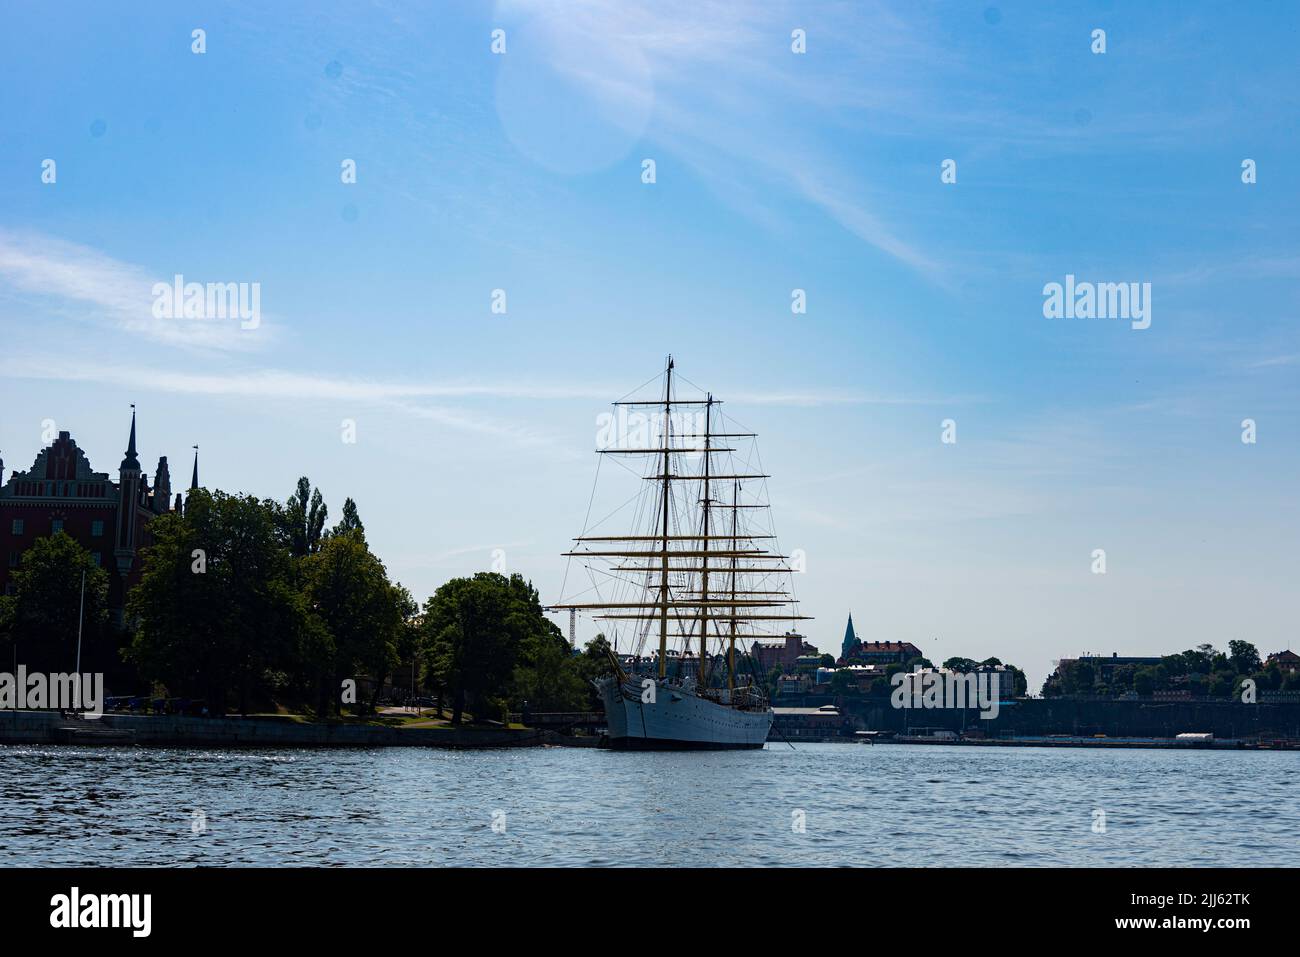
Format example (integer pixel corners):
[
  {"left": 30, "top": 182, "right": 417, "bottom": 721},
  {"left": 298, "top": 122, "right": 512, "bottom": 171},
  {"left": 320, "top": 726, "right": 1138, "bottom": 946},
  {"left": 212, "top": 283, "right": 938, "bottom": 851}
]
[
  {"left": 0, "top": 532, "right": 109, "bottom": 674},
  {"left": 1133, "top": 668, "right": 1156, "bottom": 696},
  {"left": 300, "top": 530, "right": 404, "bottom": 716},
  {"left": 1071, "top": 661, "right": 1096, "bottom": 694},
  {"left": 328, "top": 497, "right": 365, "bottom": 541},
  {"left": 128, "top": 490, "right": 301, "bottom": 715},
  {"left": 513, "top": 629, "right": 586, "bottom": 712},
  {"left": 1208, "top": 671, "right": 1234, "bottom": 697},
  {"left": 283, "top": 477, "right": 329, "bottom": 558},
  {"left": 764, "top": 664, "right": 783, "bottom": 699},
  {"left": 421, "top": 572, "right": 550, "bottom": 725},
  {"left": 1160, "top": 654, "right": 1187, "bottom": 678},
  {"left": 1227, "top": 640, "right": 1261, "bottom": 675},
  {"left": 829, "top": 669, "right": 858, "bottom": 696},
  {"left": 391, "top": 584, "right": 423, "bottom": 703},
  {"left": 570, "top": 633, "right": 615, "bottom": 708}
]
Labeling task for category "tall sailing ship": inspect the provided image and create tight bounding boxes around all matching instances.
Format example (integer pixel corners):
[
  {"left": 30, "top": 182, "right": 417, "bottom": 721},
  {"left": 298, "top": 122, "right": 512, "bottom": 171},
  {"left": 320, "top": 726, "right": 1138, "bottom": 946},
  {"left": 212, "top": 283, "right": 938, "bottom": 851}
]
[{"left": 552, "top": 358, "right": 809, "bottom": 750}]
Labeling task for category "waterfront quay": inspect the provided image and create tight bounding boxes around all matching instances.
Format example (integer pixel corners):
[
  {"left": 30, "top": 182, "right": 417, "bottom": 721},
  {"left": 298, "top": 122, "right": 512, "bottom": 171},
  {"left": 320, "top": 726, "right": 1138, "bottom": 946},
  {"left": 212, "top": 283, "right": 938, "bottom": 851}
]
[
  {"left": 770, "top": 697, "right": 1300, "bottom": 750},
  {"left": 0, "top": 709, "right": 597, "bottom": 749},
  {"left": 6, "top": 700, "right": 1299, "bottom": 752}
]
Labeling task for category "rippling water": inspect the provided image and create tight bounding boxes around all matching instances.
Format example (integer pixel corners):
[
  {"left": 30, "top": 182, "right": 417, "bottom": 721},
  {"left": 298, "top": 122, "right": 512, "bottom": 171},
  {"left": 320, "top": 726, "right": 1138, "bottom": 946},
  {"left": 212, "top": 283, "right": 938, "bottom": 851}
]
[{"left": 1, "top": 743, "right": 1294, "bottom": 866}]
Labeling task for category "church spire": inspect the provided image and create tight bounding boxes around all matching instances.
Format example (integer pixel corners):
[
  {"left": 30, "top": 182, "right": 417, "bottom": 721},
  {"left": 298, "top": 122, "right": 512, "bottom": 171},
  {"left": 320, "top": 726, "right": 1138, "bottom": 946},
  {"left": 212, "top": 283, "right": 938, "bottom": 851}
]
[
  {"left": 119, "top": 404, "right": 140, "bottom": 472},
  {"left": 190, "top": 445, "right": 199, "bottom": 490},
  {"left": 841, "top": 612, "right": 858, "bottom": 660},
  {"left": 115, "top": 404, "right": 142, "bottom": 574}
]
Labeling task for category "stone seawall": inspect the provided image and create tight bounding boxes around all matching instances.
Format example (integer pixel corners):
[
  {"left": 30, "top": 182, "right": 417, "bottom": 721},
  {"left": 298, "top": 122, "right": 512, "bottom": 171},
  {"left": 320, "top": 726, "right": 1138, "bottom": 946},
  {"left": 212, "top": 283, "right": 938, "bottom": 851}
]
[
  {"left": 782, "top": 696, "right": 1300, "bottom": 739},
  {"left": 0, "top": 710, "right": 575, "bottom": 749}
]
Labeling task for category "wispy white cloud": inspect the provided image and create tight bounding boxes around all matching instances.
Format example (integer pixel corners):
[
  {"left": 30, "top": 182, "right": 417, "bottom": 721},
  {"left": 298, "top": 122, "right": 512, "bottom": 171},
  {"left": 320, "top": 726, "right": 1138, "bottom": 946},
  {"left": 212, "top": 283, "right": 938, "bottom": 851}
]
[
  {"left": 1248, "top": 353, "right": 1298, "bottom": 369},
  {"left": 0, "top": 352, "right": 968, "bottom": 457},
  {"left": 0, "top": 229, "right": 275, "bottom": 353},
  {"left": 0, "top": 353, "right": 962, "bottom": 409},
  {"left": 495, "top": 0, "right": 945, "bottom": 279}
]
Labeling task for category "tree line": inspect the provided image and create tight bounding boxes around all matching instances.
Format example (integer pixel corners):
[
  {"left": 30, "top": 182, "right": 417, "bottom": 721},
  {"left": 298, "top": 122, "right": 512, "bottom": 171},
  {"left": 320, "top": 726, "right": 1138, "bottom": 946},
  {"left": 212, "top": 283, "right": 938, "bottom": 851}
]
[
  {"left": 1041, "top": 642, "right": 1298, "bottom": 698},
  {"left": 0, "top": 478, "right": 609, "bottom": 723}
]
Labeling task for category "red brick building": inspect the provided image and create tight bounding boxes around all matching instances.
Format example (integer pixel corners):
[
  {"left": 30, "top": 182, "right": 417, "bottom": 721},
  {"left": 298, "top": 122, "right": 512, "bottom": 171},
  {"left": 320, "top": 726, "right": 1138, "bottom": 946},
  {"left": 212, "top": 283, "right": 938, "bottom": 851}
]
[
  {"left": 1267, "top": 650, "right": 1300, "bottom": 674},
  {"left": 751, "top": 631, "right": 819, "bottom": 673},
  {"left": 0, "top": 409, "right": 196, "bottom": 619}
]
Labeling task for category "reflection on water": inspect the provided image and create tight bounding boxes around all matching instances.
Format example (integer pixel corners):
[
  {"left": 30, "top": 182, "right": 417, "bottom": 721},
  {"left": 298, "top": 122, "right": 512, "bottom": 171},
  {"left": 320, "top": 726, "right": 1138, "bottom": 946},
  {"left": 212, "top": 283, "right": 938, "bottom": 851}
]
[{"left": 0, "top": 743, "right": 1294, "bottom": 866}]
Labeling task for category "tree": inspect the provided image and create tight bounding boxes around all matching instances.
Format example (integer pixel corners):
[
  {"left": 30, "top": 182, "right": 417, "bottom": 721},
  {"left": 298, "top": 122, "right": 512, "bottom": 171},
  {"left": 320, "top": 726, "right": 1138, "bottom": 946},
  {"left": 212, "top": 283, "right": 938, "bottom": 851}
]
[
  {"left": 1133, "top": 668, "right": 1156, "bottom": 697},
  {"left": 300, "top": 530, "right": 404, "bottom": 717},
  {"left": 391, "top": 584, "right": 423, "bottom": 704},
  {"left": 0, "top": 532, "right": 109, "bottom": 674},
  {"left": 570, "top": 633, "right": 614, "bottom": 708},
  {"left": 329, "top": 497, "right": 365, "bottom": 541},
  {"left": 513, "top": 628, "right": 586, "bottom": 713},
  {"left": 284, "top": 477, "right": 328, "bottom": 557},
  {"left": 421, "top": 572, "right": 549, "bottom": 725},
  {"left": 763, "top": 664, "right": 783, "bottom": 699},
  {"left": 1071, "top": 661, "right": 1096, "bottom": 693},
  {"left": 128, "top": 491, "right": 302, "bottom": 715},
  {"left": 829, "top": 669, "right": 857, "bottom": 696},
  {"left": 1228, "top": 640, "right": 1261, "bottom": 675}
]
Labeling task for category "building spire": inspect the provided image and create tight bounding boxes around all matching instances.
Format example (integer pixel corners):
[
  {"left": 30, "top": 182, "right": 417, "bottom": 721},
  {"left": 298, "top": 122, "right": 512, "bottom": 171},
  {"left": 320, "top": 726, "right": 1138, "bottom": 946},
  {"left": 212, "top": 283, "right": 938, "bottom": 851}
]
[
  {"left": 841, "top": 611, "right": 858, "bottom": 661},
  {"left": 119, "top": 404, "right": 140, "bottom": 472},
  {"left": 190, "top": 444, "right": 199, "bottom": 490}
]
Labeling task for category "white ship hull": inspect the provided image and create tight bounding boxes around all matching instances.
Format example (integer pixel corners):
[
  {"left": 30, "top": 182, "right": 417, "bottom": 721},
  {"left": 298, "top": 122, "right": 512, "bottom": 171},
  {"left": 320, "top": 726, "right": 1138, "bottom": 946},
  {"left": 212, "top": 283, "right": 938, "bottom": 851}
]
[{"left": 596, "top": 676, "right": 772, "bottom": 750}]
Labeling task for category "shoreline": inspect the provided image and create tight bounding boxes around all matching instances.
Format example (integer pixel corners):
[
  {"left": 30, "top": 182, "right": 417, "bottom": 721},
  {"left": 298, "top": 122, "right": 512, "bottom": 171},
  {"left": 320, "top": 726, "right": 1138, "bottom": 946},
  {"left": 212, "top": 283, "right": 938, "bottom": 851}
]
[
  {"left": 4, "top": 710, "right": 1296, "bottom": 751},
  {"left": 0, "top": 709, "right": 600, "bottom": 749}
]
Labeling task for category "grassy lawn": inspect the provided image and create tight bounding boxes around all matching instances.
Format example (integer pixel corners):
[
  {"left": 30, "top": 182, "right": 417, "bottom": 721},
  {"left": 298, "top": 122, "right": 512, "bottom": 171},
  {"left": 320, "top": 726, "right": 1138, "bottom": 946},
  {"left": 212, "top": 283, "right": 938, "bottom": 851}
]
[{"left": 239, "top": 705, "right": 529, "bottom": 731}]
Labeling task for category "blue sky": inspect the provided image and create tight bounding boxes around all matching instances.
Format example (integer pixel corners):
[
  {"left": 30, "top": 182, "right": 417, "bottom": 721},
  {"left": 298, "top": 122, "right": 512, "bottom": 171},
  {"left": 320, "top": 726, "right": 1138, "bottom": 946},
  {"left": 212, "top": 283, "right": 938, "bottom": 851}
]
[{"left": 1, "top": 1, "right": 1297, "bottom": 689}]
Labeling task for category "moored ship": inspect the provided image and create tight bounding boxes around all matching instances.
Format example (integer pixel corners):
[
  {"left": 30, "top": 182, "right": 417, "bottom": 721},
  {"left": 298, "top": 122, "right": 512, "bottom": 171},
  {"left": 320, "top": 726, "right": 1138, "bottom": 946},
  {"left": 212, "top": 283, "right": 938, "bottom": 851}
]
[{"left": 552, "top": 358, "right": 809, "bottom": 750}]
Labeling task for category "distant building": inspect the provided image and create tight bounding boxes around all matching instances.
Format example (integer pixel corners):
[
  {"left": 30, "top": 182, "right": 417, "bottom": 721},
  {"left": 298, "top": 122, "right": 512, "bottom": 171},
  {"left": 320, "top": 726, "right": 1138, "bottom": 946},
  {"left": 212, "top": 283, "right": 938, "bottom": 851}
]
[
  {"left": 776, "top": 673, "right": 811, "bottom": 696},
  {"left": 816, "top": 663, "right": 890, "bottom": 691},
  {"left": 751, "top": 632, "right": 818, "bottom": 673},
  {"left": 1266, "top": 650, "right": 1300, "bottom": 674},
  {"left": 1056, "top": 653, "right": 1164, "bottom": 680},
  {"left": 841, "top": 639, "right": 922, "bottom": 666},
  {"left": 794, "top": 654, "right": 823, "bottom": 674},
  {"left": 772, "top": 705, "right": 847, "bottom": 739},
  {"left": 0, "top": 410, "right": 198, "bottom": 619}
]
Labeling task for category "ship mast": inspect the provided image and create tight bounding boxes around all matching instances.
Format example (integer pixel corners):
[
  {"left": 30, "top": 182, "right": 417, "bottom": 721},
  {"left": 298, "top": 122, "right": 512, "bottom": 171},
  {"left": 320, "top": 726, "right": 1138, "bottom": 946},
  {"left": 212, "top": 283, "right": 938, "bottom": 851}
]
[
  {"left": 659, "top": 356, "right": 672, "bottom": 679},
  {"left": 728, "top": 479, "right": 739, "bottom": 691},
  {"left": 551, "top": 359, "right": 812, "bottom": 694},
  {"left": 698, "top": 393, "right": 713, "bottom": 686}
]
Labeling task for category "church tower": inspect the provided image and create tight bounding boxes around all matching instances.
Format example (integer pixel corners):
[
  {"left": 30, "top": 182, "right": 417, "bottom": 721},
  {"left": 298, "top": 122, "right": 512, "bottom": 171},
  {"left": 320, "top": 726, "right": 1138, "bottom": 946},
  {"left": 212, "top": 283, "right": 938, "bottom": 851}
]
[
  {"left": 184, "top": 444, "right": 201, "bottom": 512},
  {"left": 153, "top": 456, "right": 172, "bottom": 513},
  {"left": 841, "top": 612, "right": 858, "bottom": 661},
  {"left": 114, "top": 406, "right": 142, "bottom": 575}
]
